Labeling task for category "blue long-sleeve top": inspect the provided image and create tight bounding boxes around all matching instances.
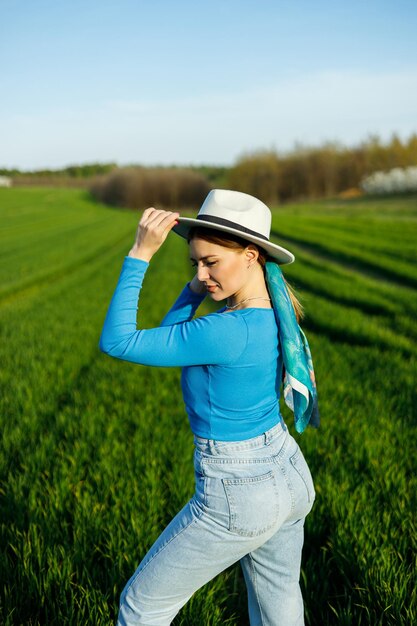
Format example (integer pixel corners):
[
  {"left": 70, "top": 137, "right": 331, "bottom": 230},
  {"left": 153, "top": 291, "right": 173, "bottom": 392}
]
[{"left": 99, "top": 256, "right": 284, "bottom": 441}]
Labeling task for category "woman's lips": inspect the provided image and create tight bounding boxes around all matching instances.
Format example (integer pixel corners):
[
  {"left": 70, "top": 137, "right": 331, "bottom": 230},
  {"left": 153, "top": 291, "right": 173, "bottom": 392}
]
[{"left": 206, "top": 285, "right": 218, "bottom": 292}]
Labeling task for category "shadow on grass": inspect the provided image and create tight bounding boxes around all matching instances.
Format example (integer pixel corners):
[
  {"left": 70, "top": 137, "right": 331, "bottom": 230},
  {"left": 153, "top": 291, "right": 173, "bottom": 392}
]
[
  {"left": 286, "top": 273, "right": 396, "bottom": 318},
  {"left": 271, "top": 230, "right": 417, "bottom": 290}
]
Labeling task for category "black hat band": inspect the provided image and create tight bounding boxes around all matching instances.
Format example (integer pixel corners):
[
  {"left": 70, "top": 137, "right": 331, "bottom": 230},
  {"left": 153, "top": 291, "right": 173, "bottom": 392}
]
[{"left": 196, "top": 214, "right": 269, "bottom": 241}]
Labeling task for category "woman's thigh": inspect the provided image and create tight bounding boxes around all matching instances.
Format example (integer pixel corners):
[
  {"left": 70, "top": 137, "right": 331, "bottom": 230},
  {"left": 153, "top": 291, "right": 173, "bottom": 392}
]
[
  {"left": 240, "top": 517, "right": 306, "bottom": 626},
  {"left": 239, "top": 443, "right": 316, "bottom": 626},
  {"left": 117, "top": 493, "right": 274, "bottom": 626}
]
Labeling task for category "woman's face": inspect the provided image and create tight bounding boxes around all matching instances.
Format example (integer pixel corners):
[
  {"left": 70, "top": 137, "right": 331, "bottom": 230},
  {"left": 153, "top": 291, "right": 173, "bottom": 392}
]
[{"left": 189, "top": 237, "right": 251, "bottom": 301}]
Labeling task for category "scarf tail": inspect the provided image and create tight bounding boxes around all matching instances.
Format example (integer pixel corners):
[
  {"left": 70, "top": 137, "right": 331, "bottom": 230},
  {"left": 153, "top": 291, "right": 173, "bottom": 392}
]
[{"left": 265, "top": 261, "right": 320, "bottom": 433}]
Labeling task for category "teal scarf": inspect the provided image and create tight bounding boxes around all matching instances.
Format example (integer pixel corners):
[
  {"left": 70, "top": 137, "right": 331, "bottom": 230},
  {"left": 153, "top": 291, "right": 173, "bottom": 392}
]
[{"left": 265, "top": 261, "right": 320, "bottom": 434}]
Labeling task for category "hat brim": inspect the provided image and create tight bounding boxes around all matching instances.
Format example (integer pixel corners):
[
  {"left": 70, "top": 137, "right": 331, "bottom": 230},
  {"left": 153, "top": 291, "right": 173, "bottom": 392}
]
[{"left": 172, "top": 217, "right": 295, "bottom": 265}]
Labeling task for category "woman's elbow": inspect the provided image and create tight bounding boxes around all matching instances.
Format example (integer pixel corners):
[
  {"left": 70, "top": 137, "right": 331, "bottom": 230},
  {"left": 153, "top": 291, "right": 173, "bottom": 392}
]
[
  {"left": 99, "top": 333, "right": 121, "bottom": 357},
  {"left": 98, "top": 330, "right": 142, "bottom": 360}
]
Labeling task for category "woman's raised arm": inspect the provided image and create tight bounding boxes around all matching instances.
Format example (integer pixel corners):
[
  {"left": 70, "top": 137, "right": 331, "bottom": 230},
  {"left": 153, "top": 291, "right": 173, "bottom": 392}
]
[{"left": 98, "top": 256, "right": 248, "bottom": 367}]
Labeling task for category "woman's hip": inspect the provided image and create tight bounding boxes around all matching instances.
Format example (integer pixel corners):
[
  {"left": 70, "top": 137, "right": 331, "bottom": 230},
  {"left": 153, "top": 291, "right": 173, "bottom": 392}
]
[{"left": 192, "top": 419, "right": 315, "bottom": 535}]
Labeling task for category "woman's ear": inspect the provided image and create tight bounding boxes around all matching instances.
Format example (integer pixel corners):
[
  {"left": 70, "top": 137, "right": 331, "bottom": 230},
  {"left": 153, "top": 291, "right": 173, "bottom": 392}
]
[{"left": 244, "top": 245, "right": 259, "bottom": 266}]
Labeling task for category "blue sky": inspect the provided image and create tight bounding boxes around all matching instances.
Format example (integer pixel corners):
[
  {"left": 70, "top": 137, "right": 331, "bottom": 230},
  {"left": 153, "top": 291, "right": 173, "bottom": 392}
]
[{"left": 1, "top": 0, "right": 417, "bottom": 169}]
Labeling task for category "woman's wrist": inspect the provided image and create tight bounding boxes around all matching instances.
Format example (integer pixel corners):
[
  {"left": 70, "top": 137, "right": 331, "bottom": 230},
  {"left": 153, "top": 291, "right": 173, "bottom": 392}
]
[{"left": 128, "top": 245, "right": 154, "bottom": 262}]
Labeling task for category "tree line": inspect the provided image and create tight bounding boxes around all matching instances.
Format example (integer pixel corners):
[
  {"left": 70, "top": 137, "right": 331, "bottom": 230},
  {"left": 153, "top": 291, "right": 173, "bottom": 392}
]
[
  {"left": 2, "top": 133, "right": 416, "bottom": 206},
  {"left": 227, "top": 133, "right": 417, "bottom": 203}
]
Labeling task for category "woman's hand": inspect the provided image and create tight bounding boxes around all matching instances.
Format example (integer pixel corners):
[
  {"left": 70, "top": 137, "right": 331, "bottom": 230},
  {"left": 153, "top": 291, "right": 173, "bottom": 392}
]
[{"left": 128, "top": 208, "right": 180, "bottom": 262}]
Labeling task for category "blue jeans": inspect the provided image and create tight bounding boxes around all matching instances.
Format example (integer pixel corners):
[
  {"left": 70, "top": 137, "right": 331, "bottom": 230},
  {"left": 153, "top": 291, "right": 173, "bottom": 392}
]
[{"left": 117, "top": 420, "right": 315, "bottom": 626}]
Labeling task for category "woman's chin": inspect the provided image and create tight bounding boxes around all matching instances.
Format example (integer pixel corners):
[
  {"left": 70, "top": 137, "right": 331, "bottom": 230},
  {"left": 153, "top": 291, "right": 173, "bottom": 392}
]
[
  {"left": 206, "top": 286, "right": 221, "bottom": 298},
  {"left": 208, "top": 292, "right": 223, "bottom": 302}
]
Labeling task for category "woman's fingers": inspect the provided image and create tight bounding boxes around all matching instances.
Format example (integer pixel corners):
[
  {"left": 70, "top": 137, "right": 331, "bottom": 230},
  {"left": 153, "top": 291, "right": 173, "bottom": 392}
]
[
  {"left": 143, "top": 209, "right": 179, "bottom": 232},
  {"left": 140, "top": 210, "right": 179, "bottom": 240},
  {"left": 140, "top": 207, "right": 158, "bottom": 223},
  {"left": 132, "top": 208, "right": 180, "bottom": 257}
]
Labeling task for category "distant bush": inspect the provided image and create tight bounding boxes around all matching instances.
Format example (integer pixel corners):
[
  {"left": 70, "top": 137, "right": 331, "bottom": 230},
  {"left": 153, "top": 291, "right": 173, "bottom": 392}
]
[
  {"left": 90, "top": 167, "right": 211, "bottom": 210},
  {"left": 361, "top": 166, "right": 417, "bottom": 195}
]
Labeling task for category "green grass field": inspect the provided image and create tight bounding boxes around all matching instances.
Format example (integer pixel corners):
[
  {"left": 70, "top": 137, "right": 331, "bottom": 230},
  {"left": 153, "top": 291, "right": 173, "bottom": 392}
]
[{"left": 1, "top": 187, "right": 416, "bottom": 625}]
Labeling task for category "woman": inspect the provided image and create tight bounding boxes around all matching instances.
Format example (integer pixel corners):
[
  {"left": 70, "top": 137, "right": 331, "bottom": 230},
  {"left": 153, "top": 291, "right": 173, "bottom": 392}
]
[{"left": 99, "top": 189, "right": 319, "bottom": 626}]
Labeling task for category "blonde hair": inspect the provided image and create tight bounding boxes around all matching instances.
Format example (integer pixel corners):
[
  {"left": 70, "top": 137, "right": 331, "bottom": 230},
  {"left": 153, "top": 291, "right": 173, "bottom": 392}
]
[{"left": 187, "top": 226, "right": 304, "bottom": 323}]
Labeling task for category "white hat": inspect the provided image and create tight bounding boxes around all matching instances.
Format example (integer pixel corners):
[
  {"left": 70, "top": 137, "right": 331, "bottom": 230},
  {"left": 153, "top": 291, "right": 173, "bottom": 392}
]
[{"left": 172, "top": 189, "right": 294, "bottom": 265}]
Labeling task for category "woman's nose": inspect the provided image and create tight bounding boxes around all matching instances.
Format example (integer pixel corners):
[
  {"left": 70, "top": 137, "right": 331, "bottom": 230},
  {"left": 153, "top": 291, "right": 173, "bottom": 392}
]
[{"left": 197, "top": 265, "right": 210, "bottom": 282}]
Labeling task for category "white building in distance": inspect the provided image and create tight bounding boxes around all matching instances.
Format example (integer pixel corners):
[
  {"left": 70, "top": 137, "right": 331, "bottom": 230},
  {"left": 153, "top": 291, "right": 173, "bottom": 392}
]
[{"left": 0, "top": 176, "right": 12, "bottom": 187}]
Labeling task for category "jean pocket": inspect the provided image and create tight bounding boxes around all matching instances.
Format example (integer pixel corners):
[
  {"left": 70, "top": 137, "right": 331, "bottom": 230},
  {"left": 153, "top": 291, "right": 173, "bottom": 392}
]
[
  {"left": 289, "top": 447, "right": 315, "bottom": 504},
  {"left": 222, "top": 470, "right": 279, "bottom": 537}
]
